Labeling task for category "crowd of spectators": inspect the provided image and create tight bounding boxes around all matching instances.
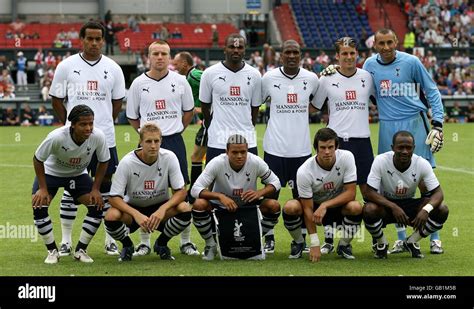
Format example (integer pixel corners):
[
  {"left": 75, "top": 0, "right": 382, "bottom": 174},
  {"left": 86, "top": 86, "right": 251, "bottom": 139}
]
[
  {"left": 404, "top": 0, "right": 472, "bottom": 48},
  {"left": 0, "top": 103, "right": 52, "bottom": 126}
]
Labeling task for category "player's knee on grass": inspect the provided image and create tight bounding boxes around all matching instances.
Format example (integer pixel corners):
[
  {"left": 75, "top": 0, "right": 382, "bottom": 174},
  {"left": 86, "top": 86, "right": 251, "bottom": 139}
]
[
  {"left": 283, "top": 199, "right": 303, "bottom": 216},
  {"left": 104, "top": 207, "right": 122, "bottom": 221},
  {"left": 431, "top": 204, "right": 449, "bottom": 224},
  {"left": 260, "top": 199, "right": 280, "bottom": 215},
  {"left": 174, "top": 201, "right": 192, "bottom": 215},
  {"left": 342, "top": 201, "right": 363, "bottom": 216},
  {"left": 362, "top": 202, "right": 383, "bottom": 223},
  {"left": 192, "top": 198, "right": 211, "bottom": 211}
]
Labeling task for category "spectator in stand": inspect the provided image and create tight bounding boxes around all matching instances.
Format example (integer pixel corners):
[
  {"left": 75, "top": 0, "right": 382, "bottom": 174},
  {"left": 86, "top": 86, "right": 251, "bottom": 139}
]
[
  {"left": 453, "top": 86, "right": 466, "bottom": 96},
  {"left": 447, "top": 102, "right": 467, "bottom": 123},
  {"left": 194, "top": 25, "right": 203, "bottom": 34},
  {"left": 0, "top": 69, "right": 15, "bottom": 87},
  {"left": 34, "top": 48, "right": 45, "bottom": 84},
  {"left": 16, "top": 51, "right": 28, "bottom": 91},
  {"left": 3, "top": 107, "right": 19, "bottom": 126},
  {"left": 55, "top": 29, "right": 72, "bottom": 48},
  {"left": 104, "top": 10, "right": 112, "bottom": 24},
  {"left": 67, "top": 28, "right": 79, "bottom": 40},
  {"left": 127, "top": 15, "right": 138, "bottom": 32},
  {"left": 0, "top": 57, "right": 5, "bottom": 71},
  {"left": 5, "top": 30, "right": 14, "bottom": 39},
  {"left": 41, "top": 79, "right": 52, "bottom": 101},
  {"left": 152, "top": 27, "right": 161, "bottom": 40},
  {"left": 403, "top": 28, "right": 416, "bottom": 54},
  {"left": 239, "top": 27, "right": 247, "bottom": 42},
  {"left": 53, "top": 38, "right": 63, "bottom": 48},
  {"left": 105, "top": 21, "right": 115, "bottom": 55},
  {"left": 316, "top": 51, "right": 329, "bottom": 67},
  {"left": 468, "top": 103, "right": 474, "bottom": 123},
  {"left": 10, "top": 18, "right": 25, "bottom": 34},
  {"left": 450, "top": 51, "right": 464, "bottom": 66},
  {"left": 33, "top": 47, "right": 44, "bottom": 69},
  {"left": 38, "top": 105, "right": 49, "bottom": 117},
  {"left": 435, "top": 75, "right": 451, "bottom": 95},
  {"left": 356, "top": 0, "right": 368, "bottom": 16},
  {"left": 56, "top": 29, "right": 67, "bottom": 41},
  {"left": 301, "top": 52, "right": 314, "bottom": 68},
  {"left": 365, "top": 34, "right": 375, "bottom": 49},
  {"left": 211, "top": 24, "right": 219, "bottom": 47},
  {"left": 172, "top": 27, "right": 183, "bottom": 39},
  {"left": 21, "top": 104, "right": 37, "bottom": 126},
  {"left": 3, "top": 84, "right": 15, "bottom": 99},
  {"left": 160, "top": 25, "right": 169, "bottom": 41},
  {"left": 44, "top": 52, "right": 56, "bottom": 69}
]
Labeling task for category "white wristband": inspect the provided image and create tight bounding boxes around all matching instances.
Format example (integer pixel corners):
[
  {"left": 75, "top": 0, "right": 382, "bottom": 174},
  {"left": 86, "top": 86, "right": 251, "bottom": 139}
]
[
  {"left": 309, "top": 233, "right": 320, "bottom": 247},
  {"left": 422, "top": 204, "right": 434, "bottom": 213}
]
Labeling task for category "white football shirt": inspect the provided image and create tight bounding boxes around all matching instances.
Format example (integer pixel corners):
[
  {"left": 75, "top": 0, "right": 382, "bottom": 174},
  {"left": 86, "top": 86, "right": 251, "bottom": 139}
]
[
  {"left": 35, "top": 126, "right": 109, "bottom": 177},
  {"left": 110, "top": 148, "right": 185, "bottom": 208},
  {"left": 199, "top": 62, "right": 261, "bottom": 149},
  {"left": 297, "top": 149, "right": 357, "bottom": 204},
  {"left": 262, "top": 67, "right": 319, "bottom": 157},
  {"left": 49, "top": 53, "right": 126, "bottom": 147},
  {"left": 314, "top": 69, "right": 374, "bottom": 138},
  {"left": 126, "top": 71, "right": 194, "bottom": 136},
  {"left": 367, "top": 151, "right": 440, "bottom": 200},
  {"left": 191, "top": 152, "right": 281, "bottom": 208}
]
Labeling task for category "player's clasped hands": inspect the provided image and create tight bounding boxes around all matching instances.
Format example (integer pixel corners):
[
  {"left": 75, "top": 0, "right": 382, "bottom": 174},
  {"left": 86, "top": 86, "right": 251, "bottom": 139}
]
[
  {"left": 392, "top": 205, "right": 410, "bottom": 226},
  {"left": 148, "top": 207, "right": 166, "bottom": 231},
  {"left": 134, "top": 212, "right": 152, "bottom": 233},
  {"left": 219, "top": 194, "right": 238, "bottom": 212},
  {"left": 32, "top": 189, "right": 51, "bottom": 208},
  {"left": 241, "top": 190, "right": 261, "bottom": 204},
  {"left": 412, "top": 209, "right": 429, "bottom": 232}
]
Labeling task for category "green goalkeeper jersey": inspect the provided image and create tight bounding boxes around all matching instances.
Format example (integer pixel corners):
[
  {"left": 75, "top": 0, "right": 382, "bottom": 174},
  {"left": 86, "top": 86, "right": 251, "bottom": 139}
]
[{"left": 187, "top": 67, "right": 203, "bottom": 120}]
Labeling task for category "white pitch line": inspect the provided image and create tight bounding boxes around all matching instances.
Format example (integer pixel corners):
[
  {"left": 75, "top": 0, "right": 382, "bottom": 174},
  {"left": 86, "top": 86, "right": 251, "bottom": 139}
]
[
  {"left": 437, "top": 165, "right": 474, "bottom": 175},
  {"left": 0, "top": 163, "right": 31, "bottom": 168}
]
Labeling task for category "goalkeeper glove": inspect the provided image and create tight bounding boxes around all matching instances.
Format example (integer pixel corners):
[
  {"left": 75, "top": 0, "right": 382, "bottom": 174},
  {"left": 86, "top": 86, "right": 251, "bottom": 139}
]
[
  {"left": 320, "top": 64, "right": 340, "bottom": 76},
  {"left": 425, "top": 122, "right": 443, "bottom": 153}
]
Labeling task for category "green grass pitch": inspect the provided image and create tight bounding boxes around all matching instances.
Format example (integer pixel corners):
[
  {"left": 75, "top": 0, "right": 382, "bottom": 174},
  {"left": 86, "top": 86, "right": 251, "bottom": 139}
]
[{"left": 0, "top": 123, "right": 472, "bottom": 276}]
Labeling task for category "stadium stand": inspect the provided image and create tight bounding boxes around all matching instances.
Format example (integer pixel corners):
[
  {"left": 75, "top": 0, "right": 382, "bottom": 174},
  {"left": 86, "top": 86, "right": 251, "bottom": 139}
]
[
  {"left": 273, "top": 3, "right": 303, "bottom": 45},
  {"left": 290, "top": 0, "right": 373, "bottom": 48},
  {"left": 0, "top": 23, "right": 83, "bottom": 49},
  {"left": 115, "top": 23, "right": 238, "bottom": 52}
]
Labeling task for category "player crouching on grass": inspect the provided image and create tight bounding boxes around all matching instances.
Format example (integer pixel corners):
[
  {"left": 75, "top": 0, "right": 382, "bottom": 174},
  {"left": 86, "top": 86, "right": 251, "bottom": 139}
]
[
  {"left": 363, "top": 131, "right": 449, "bottom": 259},
  {"left": 283, "top": 128, "right": 363, "bottom": 262},
  {"left": 32, "top": 105, "right": 109, "bottom": 264},
  {"left": 104, "top": 123, "right": 191, "bottom": 261},
  {"left": 190, "top": 134, "right": 281, "bottom": 261}
]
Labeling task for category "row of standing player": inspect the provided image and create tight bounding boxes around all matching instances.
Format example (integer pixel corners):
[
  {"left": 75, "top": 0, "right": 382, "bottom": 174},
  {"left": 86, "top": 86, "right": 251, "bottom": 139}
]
[{"left": 31, "top": 20, "right": 446, "bottom": 263}]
